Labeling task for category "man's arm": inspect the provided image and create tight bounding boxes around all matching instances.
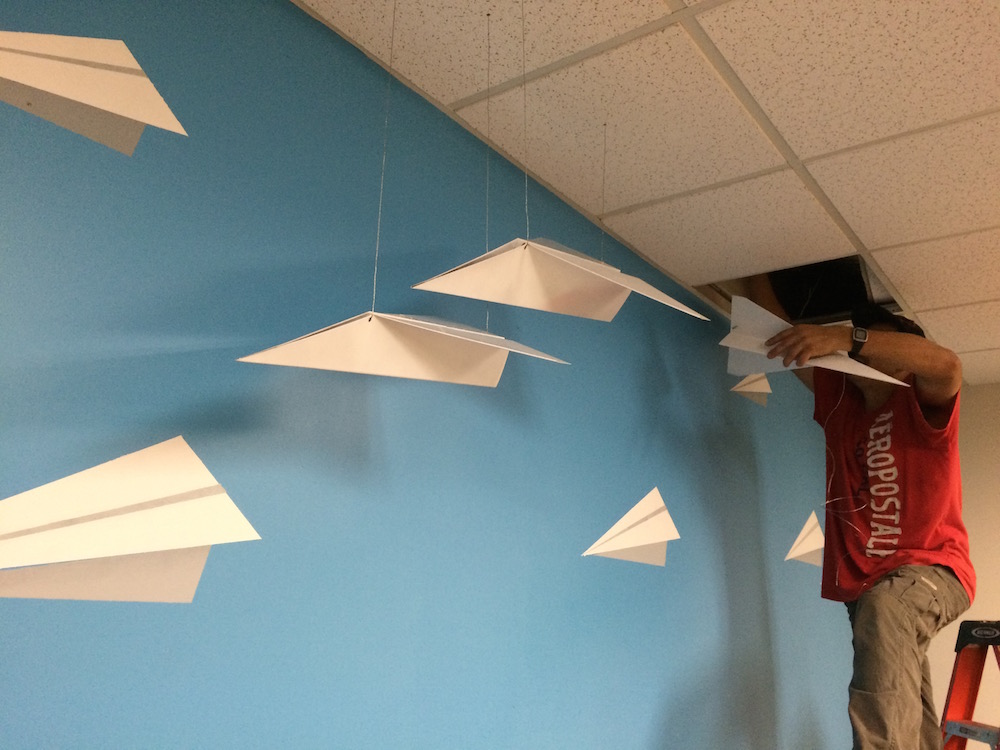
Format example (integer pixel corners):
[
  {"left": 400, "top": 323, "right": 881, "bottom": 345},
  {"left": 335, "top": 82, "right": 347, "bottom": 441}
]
[
  {"left": 764, "top": 322, "right": 963, "bottom": 407},
  {"left": 744, "top": 273, "right": 962, "bottom": 406}
]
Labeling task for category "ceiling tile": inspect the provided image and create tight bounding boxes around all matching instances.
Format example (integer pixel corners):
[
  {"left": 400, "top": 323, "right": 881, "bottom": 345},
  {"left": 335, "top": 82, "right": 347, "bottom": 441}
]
[
  {"left": 808, "top": 114, "right": 1000, "bottom": 250},
  {"left": 603, "top": 169, "right": 856, "bottom": 286},
  {"left": 956, "top": 350, "right": 1000, "bottom": 387},
  {"left": 918, "top": 300, "right": 1000, "bottom": 354},
  {"left": 698, "top": 0, "right": 1000, "bottom": 157},
  {"left": 295, "top": 0, "right": 1000, "bottom": 383},
  {"left": 456, "top": 24, "right": 784, "bottom": 216},
  {"left": 872, "top": 228, "right": 1000, "bottom": 312},
  {"left": 297, "top": 0, "right": 670, "bottom": 106},
  {"left": 296, "top": 0, "right": 396, "bottom": 64}
]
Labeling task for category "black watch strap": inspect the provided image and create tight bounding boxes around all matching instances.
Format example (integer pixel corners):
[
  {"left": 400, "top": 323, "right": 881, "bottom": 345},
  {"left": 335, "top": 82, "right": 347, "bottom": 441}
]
[{"left": 850, "top": 327, "right": 868, "bottom": 358}]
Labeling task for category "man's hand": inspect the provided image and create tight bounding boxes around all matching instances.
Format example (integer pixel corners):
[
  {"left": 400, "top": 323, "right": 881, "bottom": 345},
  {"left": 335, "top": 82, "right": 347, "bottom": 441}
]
[{"left": 765, "top": 324, "right": 851, "bottom": 368}]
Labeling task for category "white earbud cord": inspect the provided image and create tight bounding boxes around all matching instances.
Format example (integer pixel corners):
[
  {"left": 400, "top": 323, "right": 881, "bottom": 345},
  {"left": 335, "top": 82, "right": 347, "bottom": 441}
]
[{"left": 820, "top": 376, "right": 870, "bottom": 588}]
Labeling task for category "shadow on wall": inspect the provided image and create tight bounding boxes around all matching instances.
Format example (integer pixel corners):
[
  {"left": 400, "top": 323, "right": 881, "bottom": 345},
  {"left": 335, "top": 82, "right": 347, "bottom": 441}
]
[
  {"left": 173, "top": 370, "right": 380, "bottom": 478},
  {"left": 639, "top": 314, "right": 780, "bottom": 749}
]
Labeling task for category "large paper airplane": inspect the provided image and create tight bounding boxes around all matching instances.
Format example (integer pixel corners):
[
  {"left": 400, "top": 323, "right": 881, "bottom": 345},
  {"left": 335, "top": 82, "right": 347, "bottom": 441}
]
[
  {"left": 785, "top": 511, "right": 824, "bottom": 566},
  {"left": 0, "top": 437, "right": 259, "bottom": 603},
  {"left": 0, "top": 30, "right": 187, "bottom": 155},
  {"left": 413, "top": 238, "right": 708, "bottom": 322},
  {"left": 720, "top": 296, "right": 906, "bottom": 386},
  {"left": 582, "top": 487, "right": 679, "bottom": 566},
  {"left": 238, "top": 312, "right": 567, "bottom": 387},
  {"left": 731, "top": 373, "right": 771, "bottom": 406}
]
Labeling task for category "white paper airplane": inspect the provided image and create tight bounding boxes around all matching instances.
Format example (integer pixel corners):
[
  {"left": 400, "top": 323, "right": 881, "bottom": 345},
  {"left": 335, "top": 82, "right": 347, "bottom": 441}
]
[
  {"left": 731, "top": 373, "right": 771, "bottom": 406},
  {"left": 582, "top": 487, "right": 679, "bottom": 566},
  {"left": 785, "top": 511, "right": 824, "bottom": 566},
  {"left": 0, "top": 30, "right": 187, "bottom": 155},
  {"left": 413, "top": 238, "right": 708, "bottom": 322},
  {"left": 720, "top": 296, "right": 906, "bottom": 386},
  {"left": 238, "top": 312, "right": 567, "bottom": 387},
  {"left": 0, "top": 437, "right": 259, "bottom": 603}
]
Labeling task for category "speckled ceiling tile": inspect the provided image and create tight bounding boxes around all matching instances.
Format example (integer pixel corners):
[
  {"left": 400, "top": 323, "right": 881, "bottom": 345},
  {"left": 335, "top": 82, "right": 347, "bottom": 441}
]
[
  {"left": 296, "top": 0, "right": 396, "bottom": 64},
  {"left": 697, "top": 0, "right": 1000, "bottom": 158},
  {"left": 872, "top": 227, "right": 1000, "bottom": 313},
  {"left": 808, "top": 113, "right": 1000, "bottom": 250},
  {"left": 297, "top": 1, "right": 671, "bottom": 106},
  {"left": 918, "top": 300, "right": 1000, "bottom": 355},
  {"left": 457, "top": 23, "right": 784, "bottom": 217},
  {"left": 602, "top": 169, "right": 856, "bottom": 286}
]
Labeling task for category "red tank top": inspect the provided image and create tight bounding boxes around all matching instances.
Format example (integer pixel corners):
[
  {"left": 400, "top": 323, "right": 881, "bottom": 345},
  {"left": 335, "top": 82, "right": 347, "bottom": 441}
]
[{"left": 813, "top": 369, "right": 975, "bottom": 603}]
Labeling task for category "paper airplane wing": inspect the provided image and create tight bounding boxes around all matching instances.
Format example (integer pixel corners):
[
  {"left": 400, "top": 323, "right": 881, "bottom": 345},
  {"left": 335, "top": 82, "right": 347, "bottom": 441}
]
[
  {"left": 0, "top": 547, "right": 211, "bottom": 603},
  {"left": 731, "top": 373, "right": 771, "bottom": 406},
  {"left": 0, "top": 437, "right": 259, "bottom": 602},
  {"left": 720, "top": 296, "right": 906, "bottom": 386},
  {"left": 388, "top": 315, "right": 566, "bottom": 363},
  {"left": 582, "top": 487, "right": 679, "bottom": 566},
  {"left": 414, "top": 238, "right": 632, "bottom": 321},
  {"left": 534, "top": 240, "right": 708, "bottom": 321},
  {"left": 0, "top": 30, "right": 186, "bottom": 155},
  {"left": 239, "top": 311, "right": 566, "bottom": 387},
  {"left": 785, "top": 511, "right": 824, "bottom": 566}
]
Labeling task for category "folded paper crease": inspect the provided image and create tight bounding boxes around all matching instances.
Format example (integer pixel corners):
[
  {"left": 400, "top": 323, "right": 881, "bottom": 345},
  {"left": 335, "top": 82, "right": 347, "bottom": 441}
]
[
  {"left": 414, "top": 238, "right": 707, "bottom": 322},
  {"left": 0, "top": 30, "right": 187, "bottom": 155},
  {"left": 583, "top": 487, "right": 679, "bottom": 566},
  {"left": 0, "top": 436, "right": 258, "bottom": 602},
  {"left": 238, "top": 311, "right": 566, "bottom": 387}
]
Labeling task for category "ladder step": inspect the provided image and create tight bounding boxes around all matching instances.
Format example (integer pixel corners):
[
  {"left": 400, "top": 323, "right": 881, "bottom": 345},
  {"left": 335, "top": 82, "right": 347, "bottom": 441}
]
[
  {"left": 957, "top": 622, "right": 1000, "bottom": 651},
  {"left": 945, "top": 720, "right": 1000, "bottom": 746}
]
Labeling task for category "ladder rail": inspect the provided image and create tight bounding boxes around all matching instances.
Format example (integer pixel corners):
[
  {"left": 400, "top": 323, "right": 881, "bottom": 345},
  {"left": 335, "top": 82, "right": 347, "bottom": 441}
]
[{"left": 942, "top": 621, "right": 1000, "bottom": 750}]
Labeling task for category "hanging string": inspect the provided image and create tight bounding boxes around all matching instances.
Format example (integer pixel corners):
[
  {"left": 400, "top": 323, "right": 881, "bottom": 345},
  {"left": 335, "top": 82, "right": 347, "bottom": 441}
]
[
  {"left": 521, "top": 0, "right": 530, "bottom": 239},
  {"left": 485, "top": 11, "right": 492, "bottom": 331},
  {"left": 371, "top": 0, "right": 399, "bottom": 313},
  {"left": 485, "top": 12, "right": 491, "bottom": 255},
  {"left": 600, "top": 121, "right": 607, "bottom": 262}
]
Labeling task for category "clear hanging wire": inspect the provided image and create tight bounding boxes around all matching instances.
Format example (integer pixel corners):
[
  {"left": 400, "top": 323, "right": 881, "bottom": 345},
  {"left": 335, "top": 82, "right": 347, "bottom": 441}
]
[
  {"left": 520, "top": 0, "right": 530, "bottom": 239},
  {"left": 485, "top": 12, "right": 491, "bottom": 255},
  {"left": 600, "top": 121, "right": 607, "bottom": 262},
  {"left": 485, "top": 11, "right": 492, "bottom": 331},
  {"left": 371, "top": 0, "right": 399, "bottom": 313}
]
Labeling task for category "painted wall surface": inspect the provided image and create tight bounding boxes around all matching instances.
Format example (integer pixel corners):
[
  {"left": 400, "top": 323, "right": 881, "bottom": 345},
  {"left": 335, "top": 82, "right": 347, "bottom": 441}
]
[
  {"left": 929, "top": 382, "right": 1000, "bottom": 726},
  {"left": 1, "top": 2, "right": 855, "bottom": 748}
]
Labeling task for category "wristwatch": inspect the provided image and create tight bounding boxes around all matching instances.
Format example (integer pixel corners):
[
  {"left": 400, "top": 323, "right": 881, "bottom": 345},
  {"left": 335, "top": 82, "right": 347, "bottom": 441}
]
[{"left": 850, "top": 327, "right": 869, "bottom": 359}]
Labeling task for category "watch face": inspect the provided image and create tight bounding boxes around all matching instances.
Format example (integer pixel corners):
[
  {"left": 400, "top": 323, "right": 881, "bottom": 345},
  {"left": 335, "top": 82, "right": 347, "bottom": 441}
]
[{"left": 849, "top": 328, "right": 868, "bottom": 359}]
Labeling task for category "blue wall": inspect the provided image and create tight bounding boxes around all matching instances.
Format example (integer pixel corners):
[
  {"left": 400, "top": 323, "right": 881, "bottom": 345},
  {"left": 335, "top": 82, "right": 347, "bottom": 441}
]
[{"left": 1, "top": 2, "right": 852, "bottom": 747}]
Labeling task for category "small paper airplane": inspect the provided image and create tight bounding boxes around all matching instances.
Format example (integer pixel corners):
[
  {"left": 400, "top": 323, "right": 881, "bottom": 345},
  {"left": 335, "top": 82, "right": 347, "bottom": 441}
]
[
  {"left": 785, "top": 511, "right": 824, "bottom": 566},
  {"left": 0, "top": 30, "right": 187, "bottom": 155},
  {"left": 413, "top": 238, "right": 708, "bottom": 322},
  {"left": 582, "top": 487, "right": 679, "bottom": 566},
  {"left": 238, "top": 312, "right": 567, "bottom": 387},
  {"left": 731, "top": 373, "right": 771, "bottom": 406},
  {"left": 720, "top": 296, "right": 906, "bottom": 386},
  {"left": 0, "top": 437, "right": 259, "bottom": 603}
]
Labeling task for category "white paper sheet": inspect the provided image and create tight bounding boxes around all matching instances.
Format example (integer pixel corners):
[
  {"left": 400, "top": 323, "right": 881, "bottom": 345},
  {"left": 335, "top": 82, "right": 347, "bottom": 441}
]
[
  {"left": 720, "top": 296, "right": 906, "bottom": 386},
  {"left": 0, "top": 547, "right": 211, "bottom": 603},
  {"left": 582, "top": 487, "right": 679, "bottom": 566},
  {"left": 0, "top": 31, "right": 186, "bottom": 155},
  {"left": 413, "top": 238, "right": 707, "bottom": 322},
  {"left": 785, "top": 511, "right": 824, "bottom": 567},
  {"left": 731, "top": 373, "right": 771, "bottom": 406},
  {"left": 0, "top": 437, "right": 259, "bottom": 602},
  {"left": 238, "top": 312, "right": 567, "bottom": 387}
]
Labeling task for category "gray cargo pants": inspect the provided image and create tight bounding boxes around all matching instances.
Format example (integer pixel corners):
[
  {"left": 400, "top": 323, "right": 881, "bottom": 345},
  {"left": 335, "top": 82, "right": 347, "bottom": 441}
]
[{"left": 845, "top": 564, "right": 970, "bottom": 750}]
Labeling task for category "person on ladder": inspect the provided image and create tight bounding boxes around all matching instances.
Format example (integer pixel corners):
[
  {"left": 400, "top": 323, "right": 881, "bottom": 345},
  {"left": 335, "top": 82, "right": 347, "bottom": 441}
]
[{"left": 748, "top": 275, "right": 975, "bottom": 749}]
